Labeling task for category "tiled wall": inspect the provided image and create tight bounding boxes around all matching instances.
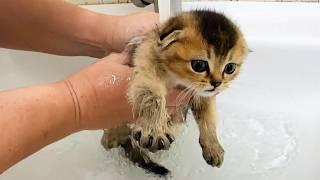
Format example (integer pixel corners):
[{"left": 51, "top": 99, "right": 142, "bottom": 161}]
[{"left": 66, "top": 0, "right": 319, "bottom": 5}]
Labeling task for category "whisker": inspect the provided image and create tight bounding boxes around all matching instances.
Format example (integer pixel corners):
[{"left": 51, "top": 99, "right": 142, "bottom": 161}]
[
  {"left": 180, "top": 87, "right": 195, "bottom": 105},
  {"left": 174, "top": 82, "right": 207, "bottom": 111},
  {"left": 189, "top": 83, "right": 202, "bottom": 109},
  {"left": 176, "top": 86, "right": 191, "bottom": 103},
  {"left": 175, "top": 85, "right": 193, "bottom": 107}
]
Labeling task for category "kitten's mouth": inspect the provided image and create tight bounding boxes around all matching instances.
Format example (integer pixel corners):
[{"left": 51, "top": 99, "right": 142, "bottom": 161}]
[
  {"left": 199, "top": 87, "right": 221, "bottom": 97},
  {"left": 205, "top": 88, "right": 215, "bottom": 92}
]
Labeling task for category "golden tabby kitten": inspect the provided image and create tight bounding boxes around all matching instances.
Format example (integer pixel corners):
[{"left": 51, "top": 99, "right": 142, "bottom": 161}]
[{"left": 101, "top": 10, "right": 248, "bottom": 176}]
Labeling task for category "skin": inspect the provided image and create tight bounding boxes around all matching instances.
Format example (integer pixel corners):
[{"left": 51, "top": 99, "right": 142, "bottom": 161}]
[
  {"left": 0, "top": 0, "right": 188, "bottom": 174},
  {"left": 0, "top": 0, "right": 158, "bottom": 58}
]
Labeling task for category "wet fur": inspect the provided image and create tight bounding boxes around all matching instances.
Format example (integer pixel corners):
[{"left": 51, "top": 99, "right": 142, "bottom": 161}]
[{"left": 101, "top": 10, "right": 248, "bottom": 176}]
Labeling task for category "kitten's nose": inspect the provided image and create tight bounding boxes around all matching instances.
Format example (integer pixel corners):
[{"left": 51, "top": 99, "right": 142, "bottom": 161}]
[{"left": 210, "top": 81, "right": 222, "bottom": 88}]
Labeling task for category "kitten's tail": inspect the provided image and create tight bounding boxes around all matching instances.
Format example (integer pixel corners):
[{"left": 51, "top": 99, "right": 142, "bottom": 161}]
[{"left": 121, "top": 138, "right": 170, "bottom": 177}]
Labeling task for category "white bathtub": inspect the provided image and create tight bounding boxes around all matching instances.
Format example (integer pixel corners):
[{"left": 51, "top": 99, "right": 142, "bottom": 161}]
[{"left": 1, "top": 2, "right": 320, "bottom": 180}]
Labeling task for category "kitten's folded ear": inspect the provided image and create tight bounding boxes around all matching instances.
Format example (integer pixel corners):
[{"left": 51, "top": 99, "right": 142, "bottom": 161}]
[
  {"left": 158, "top": 30, "right": 182, "bottom": 49},
  {"left": 157, "top": 17, "right": 184, "bottom": 50}
]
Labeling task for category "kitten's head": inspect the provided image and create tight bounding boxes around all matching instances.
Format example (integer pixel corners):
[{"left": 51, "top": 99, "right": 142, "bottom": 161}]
[{"left": 156, "top": 10, "right": 248, "bottom": 97}]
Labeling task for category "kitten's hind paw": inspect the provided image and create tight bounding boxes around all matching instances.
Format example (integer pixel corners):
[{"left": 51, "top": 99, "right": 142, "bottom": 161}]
[{"left": 122, "top": 137, "right": 171, "bottom": 177}]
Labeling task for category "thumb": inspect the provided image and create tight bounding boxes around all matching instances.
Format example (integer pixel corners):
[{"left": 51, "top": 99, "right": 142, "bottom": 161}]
[{"left": 100, "top": 52, "right": 131, "bottom": 65}]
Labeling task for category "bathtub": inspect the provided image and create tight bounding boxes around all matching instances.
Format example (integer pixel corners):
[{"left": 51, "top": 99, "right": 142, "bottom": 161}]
[{"left": 1, "top": 2, "right": 320, "bottom": 180}]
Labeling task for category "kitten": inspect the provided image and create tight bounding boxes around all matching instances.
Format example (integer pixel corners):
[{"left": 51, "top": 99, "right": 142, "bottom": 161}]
[{"left": 101, "top": 10, "right": 248, "bottom": 176}]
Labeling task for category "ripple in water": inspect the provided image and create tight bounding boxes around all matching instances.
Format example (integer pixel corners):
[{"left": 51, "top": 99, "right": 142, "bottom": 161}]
[
  {"left": 218, "top": 106, "right": 297, "bottom": 180},
  {"left": 84, "top": 106, "right": 297, "bottom": 180}
]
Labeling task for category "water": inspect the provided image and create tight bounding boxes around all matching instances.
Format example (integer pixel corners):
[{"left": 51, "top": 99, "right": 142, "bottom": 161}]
[
  {"left": 72, "top": 102, "right": 298, "bottom": 180},
  {"left": 2, "top": 32, "right": 320, "bottom": 180}
]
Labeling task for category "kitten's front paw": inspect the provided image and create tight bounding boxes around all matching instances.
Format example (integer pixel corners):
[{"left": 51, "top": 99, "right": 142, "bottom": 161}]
[
  {"left": 132, "top": 120, "right": 175, "bottom": 152},
  {"left": 101, "top": 125, "right": 132, "bottom": 150},
  {"left": 101, "top": 131, "right": 120, "bottom": 150},
  {"left": 200, "top": 140, "right": 224, "bottom": 168}
]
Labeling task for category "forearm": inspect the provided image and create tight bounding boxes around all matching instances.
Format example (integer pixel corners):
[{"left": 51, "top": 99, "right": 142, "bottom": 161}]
[
  {"left": 0, "top": 82, "right": 77, "bottom": 173},
  {"left": 0, "top": 0, "right": 118, "bottom": 58}
]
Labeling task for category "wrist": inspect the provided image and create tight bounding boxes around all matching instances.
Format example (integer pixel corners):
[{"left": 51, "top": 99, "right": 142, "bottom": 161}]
[
  {"left": 61, "top": 74, "right": 100, "bottom": 131},
  {"left": 54, "top": 81, "right": 82, "bottom": 133}
]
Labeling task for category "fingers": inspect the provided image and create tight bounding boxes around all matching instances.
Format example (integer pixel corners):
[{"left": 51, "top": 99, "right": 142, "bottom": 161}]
[
  {"left": 167, "top": 88, "right": 191, "bottom": 106},
  {"left": 140, "top": 12, "right": 159, "bottom": 32},
  {"left": 129, "top": 12, "right": 159, "bottom": 33},
  {"left": 111, "top": 12, "right": 159, "bottom": 53},
  {"left": 166, "top": 88, "right": 191, "bottom": 114},
  {"left": 100, "top": 52, "right": 131, "bottom": 66}
]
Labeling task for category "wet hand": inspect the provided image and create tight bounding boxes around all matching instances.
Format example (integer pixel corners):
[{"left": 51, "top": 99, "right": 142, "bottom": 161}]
[
  {"left": 109, "top": 12, "right": 159, "bottom": 53},
  {"left": 64, "top": 52, "right": 188, "bottom": 130}
]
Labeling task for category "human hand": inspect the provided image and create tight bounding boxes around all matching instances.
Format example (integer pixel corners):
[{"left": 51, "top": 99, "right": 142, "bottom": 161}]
[
  {"left": 64, "top": 52, "right": 188, "bottom": 130},
  {"left": 108, "top": 12, "right": 159, "bottom": 53}
]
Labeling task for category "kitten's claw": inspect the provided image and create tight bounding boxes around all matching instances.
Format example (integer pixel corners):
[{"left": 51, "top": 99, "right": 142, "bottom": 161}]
[
  {"left": 200, "top": 140, "right": 224, "bottom": 168},
  {"left": 157, "top": 138, "right": 165, "bottom": 150},
  {"left": 132, "top": 125, "right": 175, "bottom": 152},
  {"left": 166, "top": 133, "right": 175, "bottom": 143},
  {"left": 133, "top": 130, "right": 142, "bottom": 141},
  {"left": 146, "top": 135, "right": 153, "bottom": 148}
]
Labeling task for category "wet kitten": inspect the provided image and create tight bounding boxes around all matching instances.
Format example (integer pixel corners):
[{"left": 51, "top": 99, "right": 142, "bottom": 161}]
[{"left": 101, "top": 10, "right": 248, "bottom": 176}]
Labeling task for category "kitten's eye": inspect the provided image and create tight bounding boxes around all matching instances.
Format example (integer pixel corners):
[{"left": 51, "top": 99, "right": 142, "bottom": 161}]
[
  {"left": 191, "top": 60, "right": 208, "bottom": 73},
  {"left": 224, "top": 63, "right": 237, "bottom": 74}
]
